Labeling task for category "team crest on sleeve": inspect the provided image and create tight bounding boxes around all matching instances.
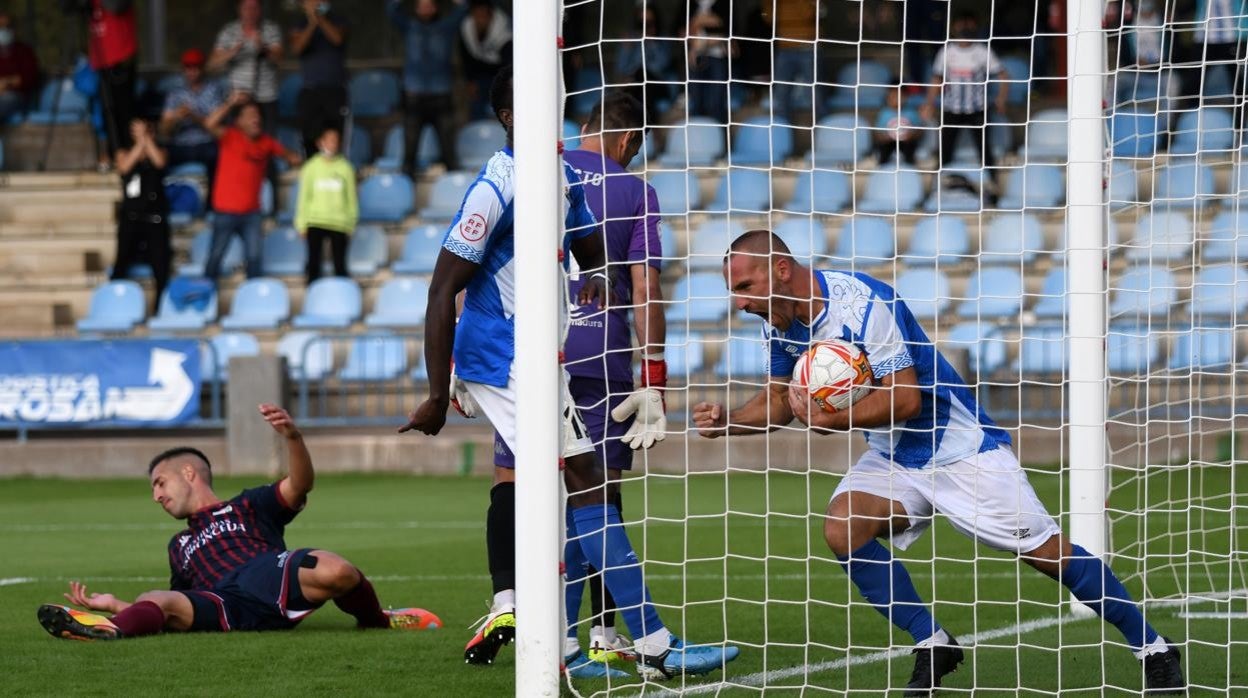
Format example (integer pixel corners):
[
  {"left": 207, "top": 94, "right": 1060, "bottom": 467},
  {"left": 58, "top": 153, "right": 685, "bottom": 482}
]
[{"left": 460, "top": 213, "right": 487, "bottom": 242}]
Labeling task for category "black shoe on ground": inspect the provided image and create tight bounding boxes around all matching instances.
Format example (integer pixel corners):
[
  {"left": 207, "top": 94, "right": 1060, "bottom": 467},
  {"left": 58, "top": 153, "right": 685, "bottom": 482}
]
[
  {"left": 1143, "top": 637, "right": 1185, "bottom": 695},
  {"left": 903, "top": 634, "right": 964, "bottom": 697}
]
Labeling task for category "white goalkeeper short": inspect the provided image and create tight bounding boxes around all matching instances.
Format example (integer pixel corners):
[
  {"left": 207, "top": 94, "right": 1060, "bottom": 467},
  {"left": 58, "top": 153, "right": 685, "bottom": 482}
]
[
  {"left": 831, "top": 446, "right": 1061, "bottom": 554},
  {"left": 464, "top": 368, "right": 595, "bottom": 460}
]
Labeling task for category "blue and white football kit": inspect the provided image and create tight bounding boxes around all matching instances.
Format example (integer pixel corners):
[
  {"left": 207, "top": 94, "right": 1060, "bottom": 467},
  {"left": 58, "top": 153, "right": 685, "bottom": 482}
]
[{"left": 765, "top": 270, "right": 1060, "bottom": 553}]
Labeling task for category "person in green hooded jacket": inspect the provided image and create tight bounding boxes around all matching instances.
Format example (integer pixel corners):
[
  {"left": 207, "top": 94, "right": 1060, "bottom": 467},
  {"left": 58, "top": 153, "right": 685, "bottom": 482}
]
[{"left": 295, "top": 124, "right": 358, "bottom": 283}]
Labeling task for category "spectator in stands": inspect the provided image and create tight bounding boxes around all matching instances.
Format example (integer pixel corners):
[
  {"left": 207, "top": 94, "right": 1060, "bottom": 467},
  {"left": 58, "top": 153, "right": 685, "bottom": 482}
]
[
  {"left": 289, "top": 0, "right": 349, "bottom": 157},
  {"left": 1175, "top": 0, "right": 1246, "bottom": 134},
  {"left": 903, "top": 0, "right": 944, "bottom": 87},
  {"left": 922, "top": 10, "right": 1008, "bottom": 179},
  {"left": 296, "top": 125, "right": 357, "bottom": 283},
  {"left": 874, "top": 83, "right": 922, "bottom": 166},
  {"left": 72, "top": 0, "right": 138, "bottom": 162},
  {"left": 460, "top": 0, "right": 512, "bottom": 120},
  {"left": 110, "top": 117, "right": 171, "bottom": 306},
  {"left": 202, "top": 92, "right": 302, "bottom": 281},
  {"left": 388, "top": 0, "right": 466, "bottom": 175},
  {"left": 0, "top": 11, "right": 38, "bottom": 123},
  {"left": 762, "top": 0, "right": 818, "bottom": 125},
  {"left": 160, "top": 49, "right": 224, "bottom": 191},
  {"left": 208, "top": 0, "right": 283, "bottom": 134},
  {"left": 686, "top": 0, "right": 731, "bottom": 123},
  {"left": 614, "top": 3, "right": 678, "bottom": 120}
]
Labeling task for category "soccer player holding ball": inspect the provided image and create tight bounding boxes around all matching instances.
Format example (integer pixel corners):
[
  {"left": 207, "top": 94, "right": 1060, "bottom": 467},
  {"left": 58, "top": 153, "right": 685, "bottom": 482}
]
[{"left": 693, "top": 230, "right": 1184, "bottom": 695}]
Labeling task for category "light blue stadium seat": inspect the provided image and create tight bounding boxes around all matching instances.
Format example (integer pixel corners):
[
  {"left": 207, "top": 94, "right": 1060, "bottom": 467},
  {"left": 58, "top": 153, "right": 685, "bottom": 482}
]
[
  {"left": 1110, "top": 111, "right": 1161, "bottom": 158},
  {"left": 1152, "top": 157, "right": 1217, "bottom": 210},
  {"left": 730, "top": 116, "right": 795, "bottom": 166},
  {"left": 338, "top": 334, "right": 408, "bottom": 381},
  {"left": 647, "top": 170, "right": 700, "bottom": 215},
  {"left": 1109, "top": 266, "right": 1177, "bottom": 319},
  {"left": 981, "top": 212, "right": 1043, "bottom": 265},
  {"left": 775, "top": 217, "right": 828, "bottom": 262},
  {"left": 996, "top": 56, "right": 1031, "bottom": 106},
  {"left": 924, "top": 166, "right": 986, "bottom": 213},
  {"left": 1015, "top": 324, "right": 1066, "bottom": 375},
  {"left": 946, "top": 322, "right": 1008, "bottom": 377},
  {"left": 1169, "top": 108, "right": 1235, "bottom": 155},
  {"left": 293, "top": 277, "right": 362, "bottom": 328},
  {"left": 347, "top": 225, "right": 388, "bottom": 275},
  {"left": 148, "top": 284, "right": 217, "bottom": 332},
  {"left": 832, "top": 216, "right": 895, "bottom": 262},
  {"left": 906, "top": 215, "right": 970, "bottom": 265},
  {"left": 168, "top": 161, "right": 207, "bottom": 178},
  {"left": 278, "top": 73, "right": 302, "bottom": 119},
  {"left": 658, "top": 222, "right": 676, "bottom": 265},
  {"left": 688, "top": 217, "right": 746, "bottom": 269},
  {"left": 203, "top": 332, "right": 260, "bottom": 382},
  {"left": 346, "top": 123, "right": 372, "bottom": 169},
  {"left": 373, "top": 124, "right": 404, "bottom": 171},
  {"left": 659, "top": 118, "right": 725, "bottom": 167},
  {"left": 997, "top": 164, "right": 1065, "bottom": 209},
  {"left": 180, "top": 228, "right": 243, "bottom": 276},
  {"left": 667, "top": 272, "right": 731, "bottom": 324},
  {"left": 785, "top": 170, "right": 852, "bottom": 214},
  {"left": 1032, "top": 268, "right": 1067, "bottom": 318},
  {"left": 1201, "top": 210, "right": 1248, "bottom": 263},
  {"left": 457, "top": 119, "right": 508, "bottom": 169},
  {"left": 276, "top": 125, "right": 304, "bottom": 159},
  {"left": 665, "top": 332, "right": 705, "bottom": 381},
  {"left": 895, "top": 268, "right": 951, "bottom": 320},
  {"left": 1233, "top": 159, "right": 1248, "bottom": 199},
  {"left": 262, "top": 226, "right": 307, "bottom": 276},
  {"left": 1169, "top": 327, "right": 1236, "bottom": 371},
  {"left": 1108, "top": 160, "right": 1141, "bottom": 210},
  {"left": 562, "top": 119, "right": 582, "bottom": 151},
  {"left": 278, "top": 331, "right": 334, "bottom": 380},
  {"left": 1107, "top": 327, "right": 1159, "bottom": 374},
  {"left": 1190, "top": 264, "right": 1248, "bottom": 318},
  {"left": 567, "top": 68, "right": 603, "bottom": 117},
  {"left": 260, "top": 179, "right": 275, "bottom": 217},
  {"left": 827, "top": 60, "right": 891, "bottom": 110},
  {"left": 26, "top": 78, "right": 89, "bottom": 124},
  {"left": 77, "top": 280, "right": 146, "bottom": 333},
  {"left": 812, "top": 114, "right": 868, "bottom": 167},
  {"left": 221, "top": 277, "right": 290, "bottom": 330},
  {"left": 392, "top": 224, "right": 445, "bottom": 274},
  {"left": 714, "top": 335, "right": 770, "bottom": 378},
  {"left": 706, "top": 168, "right": 772, "bottom": 212},
  {"left": 1126, "top": 210, "right": 1193, "bottom": 261},
  {"left": 349, "top": 69, "right": 401, "bottom": 118},
  {"left": 358, "top": 173, "right": 414, "bottom": 223},
  {"left": 1024, "top": 108, "right": 1068, "bottom": 162},
  {"left": 366, "top": 277, "right": 430, "bottom": 328},
  {"left": 956, "top": 267, "right": 1023, "bottom": 319},
  {"left": 421, "top": 171, "right": 473, "bottom": 219},
  {"left": 857, "top": 168, "right": 924, "bottom": 214},
  {"left": 276, "top": 180, "right": 299, "bottom": 224}
]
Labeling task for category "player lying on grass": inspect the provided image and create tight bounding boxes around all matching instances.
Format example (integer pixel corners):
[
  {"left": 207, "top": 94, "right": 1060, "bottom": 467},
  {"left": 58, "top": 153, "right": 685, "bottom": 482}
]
[
  {"left": 400, "top": 65, "right": 738, "bottom": 681},
  {"left": 693, "top": 230, "right": 1185, "bottom": 696},
  {"left": 38, "top": 404, "right": 440, "bottom": 641}
]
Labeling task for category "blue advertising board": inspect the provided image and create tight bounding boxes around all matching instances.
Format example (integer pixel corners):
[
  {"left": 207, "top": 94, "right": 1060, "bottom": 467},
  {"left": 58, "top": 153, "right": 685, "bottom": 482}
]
[{"left": 0, "top": 340, "right": 201, "bottom": 428}]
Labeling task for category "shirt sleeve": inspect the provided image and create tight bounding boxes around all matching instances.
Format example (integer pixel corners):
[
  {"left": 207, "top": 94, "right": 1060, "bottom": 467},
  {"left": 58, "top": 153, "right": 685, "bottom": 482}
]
[
  {"left": 986, "top": 48, "right": 1003, "bottom": 76},
  {"left": 628, "top": 184, "right": 663, "bottom": 269},
  {"left": 442, "top": 178, "right": 505, "bottom": 264},
  {"left": 766, "top": 327, "right": 798, "bottom": 379},
  {"left": 167, "top": 536, "right": 191, "bottom": 591},
  {"left": 241, "top": 483, "right": 300, "bottom": 528},
  {"left": 859, "top": 298, "right": 915, "bottom": 380},
  {"left": 563, "top": 173, "right": 597, "bottom": 241}
]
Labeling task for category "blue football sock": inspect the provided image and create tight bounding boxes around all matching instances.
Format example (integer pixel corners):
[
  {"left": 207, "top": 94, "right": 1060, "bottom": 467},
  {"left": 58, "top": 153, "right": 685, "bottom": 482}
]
[
  {"left": 1063, "top": 544, "right": 1159, "bottom": 650},
  {"left": 837, "top": 539, "right": 940, "bottom": 644},
  {"left": 571, "top": 504, "right": 664, "bottom": 642},
  {"left": 564, "top": 508, "right": 587, "bottom": 639}
]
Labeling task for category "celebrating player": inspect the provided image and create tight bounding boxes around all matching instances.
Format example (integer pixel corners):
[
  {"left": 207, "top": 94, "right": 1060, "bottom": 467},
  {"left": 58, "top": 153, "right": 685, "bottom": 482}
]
[
  {"left": 399, "top": 66, "right": 738, "bottom": 680},
  {"left": 693, "top": 230, "right": 1185, "bottom": 695},
  {"left": 37, "top": 404, "right": 439, "bottom": 641}
]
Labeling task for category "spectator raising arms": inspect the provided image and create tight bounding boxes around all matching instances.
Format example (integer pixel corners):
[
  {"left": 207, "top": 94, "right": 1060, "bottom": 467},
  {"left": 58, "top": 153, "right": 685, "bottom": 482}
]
[
  {"left": 202, "top": 91, "right": 302, "bottom": 282},
  {"left": 110, "top": 118, "right": 171, "bottom": 307},
  {"left": 0, "top": 11, "right": 39, "bottom": 124},
  {"left": 160, "top": 49, "right": 224, "bottom": 192},
  {"left": 388, "top": 0, "right": 466, "bottom": 175},
  {"left": 289, "top": 0, "right": 349, "bottom": 157},
  {"left": 295, "top": 125, "right": 357, "bottom": 284},
  {"left": 209, "top": 0, "right": 283, "bottom": 133},
  {"left": 460, "top": 0, "right": 511, "bottom": 120}
]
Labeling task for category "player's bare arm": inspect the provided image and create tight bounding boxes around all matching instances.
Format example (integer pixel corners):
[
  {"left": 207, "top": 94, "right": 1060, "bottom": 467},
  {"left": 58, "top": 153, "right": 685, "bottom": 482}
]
[
  {"left": 262, "top": 403, "right": 313, "bottom": 509},
  {"left": 791, "top": 367, "right": 921, "bottom": 433},
  {"left": 694, "top": 379, "right": 793, "bottom": 439},
  {"left": 631, "top": 263, "right": 665, "bottom": 356}
]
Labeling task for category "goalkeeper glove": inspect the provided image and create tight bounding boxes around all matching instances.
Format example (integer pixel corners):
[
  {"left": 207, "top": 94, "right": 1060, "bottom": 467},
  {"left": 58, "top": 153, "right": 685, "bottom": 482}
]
[
  {"left": 609, "top": 356, "right": 667, "bottom": 450},
  {"left": 449, "top": 362, "right": 479, "bottom": 418}
]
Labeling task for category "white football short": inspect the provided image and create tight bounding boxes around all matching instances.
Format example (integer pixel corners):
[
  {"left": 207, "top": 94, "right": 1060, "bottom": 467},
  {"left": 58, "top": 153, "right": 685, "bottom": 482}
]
[
  {"left": 464, "top": 368, "right": 595, "bottom": 460},
  {"left": 831, "top": 446, "right": 1061, "bottom": 554}
]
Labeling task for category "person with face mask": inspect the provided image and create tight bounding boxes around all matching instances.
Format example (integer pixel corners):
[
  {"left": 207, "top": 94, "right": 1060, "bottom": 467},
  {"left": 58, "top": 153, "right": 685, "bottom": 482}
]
[
  {"left": 0, "top": 11, "right": 38, "bottom": 125},
  {"left": 294, "top": 124, "right": 358, "bottom": 284}
]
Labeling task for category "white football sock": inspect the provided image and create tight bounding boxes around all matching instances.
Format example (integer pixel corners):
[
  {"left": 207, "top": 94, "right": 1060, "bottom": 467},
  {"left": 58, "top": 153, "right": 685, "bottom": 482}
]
[
  {"left": 601, "top": 625, "right": 618, "bottom": 645},
  {"left": 1134, "top": 636, "right": 1170, "bottom": 660},
  {"left": 492, "top": 589, "right": 515, "bottom": 612},
  {"left": 563, "top": 636, "right": 581, "bottom": 658},
  {"left": 635, "top": 627, "right": 673, "bottom": 656},
  {"left": 915, "top": 628, "right": 952, "bottom": 648}
]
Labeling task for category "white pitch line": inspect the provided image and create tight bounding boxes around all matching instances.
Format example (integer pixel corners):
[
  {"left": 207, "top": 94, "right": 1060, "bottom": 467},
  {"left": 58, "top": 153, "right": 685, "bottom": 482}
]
[
  {"left": 1176, "top": 611, "right": 1248, "bottom": 619},
  {"left": 0, "top": 577, "right": 36, "bottom": 586}
]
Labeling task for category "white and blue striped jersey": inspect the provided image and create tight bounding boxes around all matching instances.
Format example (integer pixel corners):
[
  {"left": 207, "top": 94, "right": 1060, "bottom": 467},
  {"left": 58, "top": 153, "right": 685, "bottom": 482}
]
[
  {"left": 931, "top": 42, "right": 1002, "bottom": 115},
  {"left": 764, "top": 270, "right": 1011, "bottom": 469},
  {"left": 441, "top": 146, "right": 598, "bottom": 387}
]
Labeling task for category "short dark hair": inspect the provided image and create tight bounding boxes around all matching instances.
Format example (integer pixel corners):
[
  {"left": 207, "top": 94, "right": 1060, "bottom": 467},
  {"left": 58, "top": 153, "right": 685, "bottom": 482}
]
[
  {"left": 954, "top": 10, "right": 979, "bottom": 24},
  {"left": 584, "top": 91, "right": 646, "bottom": 137},
  {"left": 318, "top": 123, "right": 340, "bottom": 140},
  {"left": 490, "top": 64, "right": 513, "bottom": 122},
  {"left": 724, "top": 229, "right": 792, "bottom": 265},
  {"left": 468, "top": 0, "right": 493, "bottom": 9},
  {"left": 236, "top": 99, "right": 262, "bottom": 124},
  {"left": 148, "top": 446, "right": 212, "bottom": 484}
]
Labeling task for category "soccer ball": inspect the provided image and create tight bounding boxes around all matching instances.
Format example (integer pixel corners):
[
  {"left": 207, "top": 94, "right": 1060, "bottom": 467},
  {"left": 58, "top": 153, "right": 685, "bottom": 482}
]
[{"left": 791, "top": 339, "right": 873, "bottom": 413}]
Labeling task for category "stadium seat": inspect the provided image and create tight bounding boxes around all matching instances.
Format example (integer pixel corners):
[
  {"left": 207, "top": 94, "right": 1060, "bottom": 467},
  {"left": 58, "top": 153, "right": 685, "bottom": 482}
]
[
  {"left": 658, "top": 118, "right": 725, "bottom": 167},
  {"left": 221, "top": 277, "right": 290, "bottom": 330},
  {"left": 658, "top": 222, "right": 677, "bottom": 264},
  {"left": 665, "top": 332, "right": 706, "bottom": 381},
  {"left": 832, "top": 216, "right": 895, "bottom": 262},
  {"left": 165, "top": 179, "right": 205, "bottom": 226},
  {"left": 1023, "top": 108, "right": 1068, "bottom": 162},
  {"left": 1151, "top": 157, "right": 1217, "bottom": 210},
  {"left": 1032, "top": 268, "right": 1067, "bottom": 319},
  {"left": 714, "top": 335, "right": 770, "bottom": 378},
  {"left": 349, "top": 70, "right": 400, "bottom": 118},
  {"left": 203, "top": 332, "right": 260, "bottom": 383},
  {"left": 647, "top": 170, "right": 701, "bottom": 215},
  {"left": 366, "top": 277, "right": 430, "bottom": 328},
  {"left": 785, "top": 170, "right": 852, "bottom": 214},
  {"left": 906, "top": 215, "right": 970, "bottom": 265},
  {"left": 77, "top": 280, "right": 146, "bottom": 333},
  {"left": 1108, "top": 266, "right": 1177, "bottom": 319},
  {"left": 827, "top": 60, "right": 891, "bottom": 110},
  {"left": 346, "top": 123, "right": 372, "bottom": 169},
  {"left": 996, "top": 56, "right": 1031, "bottom": 107},
  {"left": 347, "top": 225, "right": 389, "bottom": 275},
  {"left": 26, "top": 78, "right": 89, "bottom": 124},
  {"left": 895, "top": 268, "right": 951, "bottom": 320},
  {"left": 278, "top": 73, "right": 302, "bottom": 119},
  {"left": 775, "top": 217, "right": 829, "bottom": 262},
  {"left": 168, "top": 160, "right": 207, "bottom": 178},
  {"left": 457, "top": 119, "right": 508, "bottom": 169},
  {"left": 1110, "top": 111, "right": 1161, "bottom": 158},
  {"left": 1107, "top": 327, "right": 1160, "bottom": 374},
  {"left": 997, "top": 164, "right": 1065, "bottom": 209},
  {"left": 1169, "top": 108, "right": 1235, "bottom": 155},
  {"left": 981, "top": 212, "right": 1043, "bottom": 265},
  {"left": 1125, "top": 210, "right": 1193, "bottom": 261},
  {"left": 292, "top": 277, "right": 362, "bottom": 329},
  {"left": 260, "top": 178, "right": 275, "bottom": 217},
  {"left": 562, "top": 119, "right": 582, "bottom": 151},
  {"left": 956, "top": 267, "right": 1024, "bottom": 319},
  {"left": 180, "top": 229, "right": 242, "bottom": 276},
  {"left": 262, "top": 226, "right": 307, "bottom": 276},
  {"left": 277, "top": 331, "right": 334, "bottom": 381},
  {"left": 421, "top": 171, "right": 473, "bottom": 219},
  {"left": 1169, "top": 327, "right": 1236, "bottom": 371},
  {"left": 276, "top": 125, "right": 304, "bottom": 160},
  {"left": 338, "top": 334, "right": 408, "bottom": 381},
  {"left": 924, "top": 166, "right": 987, "bottom": 213},
  {"left": 373, "top": 125, "right": 440, "bottom": 172},
  {"left": 730, "top": 116, "right": 795, "bottom": 166},
  {"left": 946, "top": 322, "right": 1008, "bottom": 377},
  {"left": 1015, "top": 324, "right": 1067, "bottom": 375},
  {"left": 706, "top": 168, "right": 772, "bottom": 212},
  {"left": 358, "top": 173, "right": 414, "bottom": 223},
  {"left": 1190, "top": 264, "right": 1248, "bottom": 318},
  {"left": 567, "top": 68, "right": 602, "bottom": 117},
  {"left": 857, "top": 168, "right": 924, "bottom": 214},
  {"left": 392, "top": 224, "right": 446, "bottom": 274},
  {"left": 1108, "top": 160, "right": 1141, "bottom": 210},
  {"left": 1233, "top": 159, "right": 1248, "bottom": 200},
  {"left": 812, "top": 114, "right": 869, "bottom": 167},
  {"left": 687, "top": 217, "right": 746, "bottom": 269},
  {"left": 148, "top": 283, "right": 218, "bottom": 332},
  {"left": 1201, "top": 210, "right": 1248, "bottom": 263},
  {"left": 276, "top": 180, "right": 299, "bottom": 224},
  {"left": 666, "top": 272, "right": 731, "bottom": 324}
]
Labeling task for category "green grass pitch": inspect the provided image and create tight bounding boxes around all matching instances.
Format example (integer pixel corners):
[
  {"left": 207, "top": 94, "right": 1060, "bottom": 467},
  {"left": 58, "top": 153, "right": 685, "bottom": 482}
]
[{"left": 2, "top": 465, "right": 1245, "bottom": 696}]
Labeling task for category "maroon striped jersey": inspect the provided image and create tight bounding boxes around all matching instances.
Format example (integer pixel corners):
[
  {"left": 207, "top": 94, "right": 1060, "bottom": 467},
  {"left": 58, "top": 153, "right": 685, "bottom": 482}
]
[{"left": 167, "top": 483, "right": 300, "bottom": 590}]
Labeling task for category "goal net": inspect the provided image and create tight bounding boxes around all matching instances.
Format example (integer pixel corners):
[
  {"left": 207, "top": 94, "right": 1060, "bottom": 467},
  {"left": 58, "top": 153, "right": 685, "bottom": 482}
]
[{"left": 541, "top": 0, "right": 1248, "bottom": 694}]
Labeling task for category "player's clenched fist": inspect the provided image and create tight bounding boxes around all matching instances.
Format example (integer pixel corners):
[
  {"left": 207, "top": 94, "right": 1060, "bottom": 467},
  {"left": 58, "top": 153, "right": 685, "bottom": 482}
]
[
  {"left": 398, "top": 397, "right": 449, "bottom": 436},
  {"left": 692, "top": 402, "right": 727, "bottom": 438}
]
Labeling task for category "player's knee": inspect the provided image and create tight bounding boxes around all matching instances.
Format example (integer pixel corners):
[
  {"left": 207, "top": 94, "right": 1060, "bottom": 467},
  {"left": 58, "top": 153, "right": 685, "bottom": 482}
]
[
  {"left": 823, "top": 517, "right": 853, "bottom": 557},
  {"left": 312, "top": 554, "right": 361, "bottom": 594},
  {"left": 1019, "top": 533, "right": 1067, "bottom": 578}
]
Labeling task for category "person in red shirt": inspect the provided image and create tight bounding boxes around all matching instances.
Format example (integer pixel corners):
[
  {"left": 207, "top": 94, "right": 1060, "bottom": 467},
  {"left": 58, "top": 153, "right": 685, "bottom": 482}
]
[
  {"left": 201, "top": 91, "right": 301, "bottom": 280},
  {"left": 0, "top": 11, "right": 39, "bottom": 123},
  {"left": 65, "top": 0, "right": 139, "bottom": 159}
]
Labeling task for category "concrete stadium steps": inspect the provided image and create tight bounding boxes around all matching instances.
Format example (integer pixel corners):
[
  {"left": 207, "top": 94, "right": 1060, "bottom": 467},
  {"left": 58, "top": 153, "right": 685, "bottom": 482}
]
[{"left": 0, "top": 124, "right": 100, "bottom": 172}]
